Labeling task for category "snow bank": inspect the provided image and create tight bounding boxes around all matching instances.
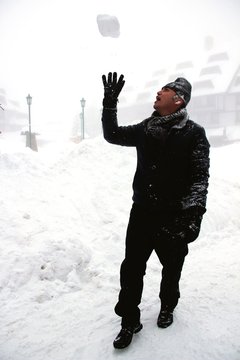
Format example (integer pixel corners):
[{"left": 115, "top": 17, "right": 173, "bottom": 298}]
[{"left": 0, "top": 136, "right": 240, "bottom": 360}]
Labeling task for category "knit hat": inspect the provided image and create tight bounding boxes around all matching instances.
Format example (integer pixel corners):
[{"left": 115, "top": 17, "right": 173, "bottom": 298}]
[{"left": 164, "top": 77, "right": 192, "bottom": 106}]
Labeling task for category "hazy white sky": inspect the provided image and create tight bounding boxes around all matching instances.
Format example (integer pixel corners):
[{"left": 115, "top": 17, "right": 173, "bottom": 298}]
[{"left": 0, "top": 0, "right": 239, "bottom": 132}]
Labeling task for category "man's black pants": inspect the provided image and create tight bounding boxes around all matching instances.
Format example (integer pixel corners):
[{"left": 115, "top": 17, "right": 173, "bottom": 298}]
[{"left": 114, "top": 203, "right": 189, "bottom": 327}]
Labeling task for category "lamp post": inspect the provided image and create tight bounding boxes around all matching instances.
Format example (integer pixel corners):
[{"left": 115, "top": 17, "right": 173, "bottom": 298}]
[
  {"left": 26, "top": 94, "right": 32, "bottom": 149},
  {"left": 80, "top": 97, "right": 86, "bottom": 140}
]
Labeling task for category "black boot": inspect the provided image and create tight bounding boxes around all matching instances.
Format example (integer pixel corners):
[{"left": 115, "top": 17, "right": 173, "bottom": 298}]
[
  {"left": 157, "top": 306, "right": 173, "bottom": 328},
  {"left": 113, "top": 322, "right": 143, "bottom": 349}
]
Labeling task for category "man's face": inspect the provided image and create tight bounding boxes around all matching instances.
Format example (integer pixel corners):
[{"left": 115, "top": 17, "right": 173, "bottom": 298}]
[{"left": 153, "top": 87, "right": 183, "bottom": 115}]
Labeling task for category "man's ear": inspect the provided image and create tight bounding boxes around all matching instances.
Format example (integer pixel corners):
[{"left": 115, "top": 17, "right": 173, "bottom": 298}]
[
  {"left": 173, "top": 95, "right": 184, "bottom": 106},
  {"left": 175, "top": 99, "right": 182, "bottom": 105},
  {"left": 173, "top": 95, "right": 183, "bottom": 105}
]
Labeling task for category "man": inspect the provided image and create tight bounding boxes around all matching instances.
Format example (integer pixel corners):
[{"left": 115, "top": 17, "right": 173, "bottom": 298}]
[{"left": 101, "top": 72, "right": 210, "bottom": 349}]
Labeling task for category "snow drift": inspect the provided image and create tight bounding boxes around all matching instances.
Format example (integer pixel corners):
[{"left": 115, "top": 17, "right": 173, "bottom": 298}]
[{"left": 0, "top": 135, "right": 240, "bottom": 360}]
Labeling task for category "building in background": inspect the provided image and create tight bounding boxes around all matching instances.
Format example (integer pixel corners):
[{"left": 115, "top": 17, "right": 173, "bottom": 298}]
[
  {"left": 0, "top": 88, "right": 26, "bottom": 132},
  {"left": 119, "top": 46, "right": 240, "bottom": 146}
]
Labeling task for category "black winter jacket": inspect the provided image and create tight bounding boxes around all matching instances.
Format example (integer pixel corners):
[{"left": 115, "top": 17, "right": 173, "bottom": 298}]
[{"left": 102, "top": 108, "right": 210, "bottom": 215}]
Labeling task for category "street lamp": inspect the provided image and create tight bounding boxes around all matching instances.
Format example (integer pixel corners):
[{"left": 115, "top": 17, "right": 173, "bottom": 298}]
[
  {"left": 26, "top": 94, "right": 32, "bottom": 149},
  {"left": 80, "top": 97, "right": 86, "bottom": 140}
]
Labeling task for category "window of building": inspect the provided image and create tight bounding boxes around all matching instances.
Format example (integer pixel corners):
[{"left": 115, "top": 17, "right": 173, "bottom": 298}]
[
  {"left": 236, "top": 110, "right": 240, "bottom": 124},
  {"left": 200, "top": 66, "right": 222, "bottom": 76},
  {"left": 176, "top": 61, "right": 194, "bottom": 70},
  {"left": 236, "top": 93, "right": 240, "bottom": 106},
  {"left": 211, "top": 111, "right": 220, "bottom": 126},
  {"left": 193, "top": 80, "right": 214, "bottom": 90},
  {"left": 207, "top": 52, "right": 229, "bottom": 62},
  {"left": 206, "top": 95, "right": 217, "bottom": 107}
]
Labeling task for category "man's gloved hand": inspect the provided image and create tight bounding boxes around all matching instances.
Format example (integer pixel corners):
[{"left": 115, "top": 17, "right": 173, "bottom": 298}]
[
  {"left": 161, "top": 207, "right": 203, "bottom": 244},
  {"left": 102, "top": 72, "right": 125, "bottom": 108},
  {"left": 174, "top": 207, "right": 203, "bottom": 243}
]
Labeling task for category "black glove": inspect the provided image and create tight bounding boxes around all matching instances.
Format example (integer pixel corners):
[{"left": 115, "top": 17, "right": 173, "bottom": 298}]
[
  {"left": 161, "top": 207, "right": 203, "bottom": 244},
  {"left": 174, "top": 208, "right": 203, "bottom": 243},
  {"left": 102, "top": 72, "right": 125, "bottom": 108}
]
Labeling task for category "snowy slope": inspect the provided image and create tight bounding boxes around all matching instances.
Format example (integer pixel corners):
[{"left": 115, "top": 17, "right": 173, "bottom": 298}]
[{"left": 0, "top": 136, "right": 240, "bottom": 360}]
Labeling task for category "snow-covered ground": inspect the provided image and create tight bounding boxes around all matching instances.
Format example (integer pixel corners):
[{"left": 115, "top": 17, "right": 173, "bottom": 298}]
[{"left": 0, "top": 133, "right": 240, "bottom": 360}]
